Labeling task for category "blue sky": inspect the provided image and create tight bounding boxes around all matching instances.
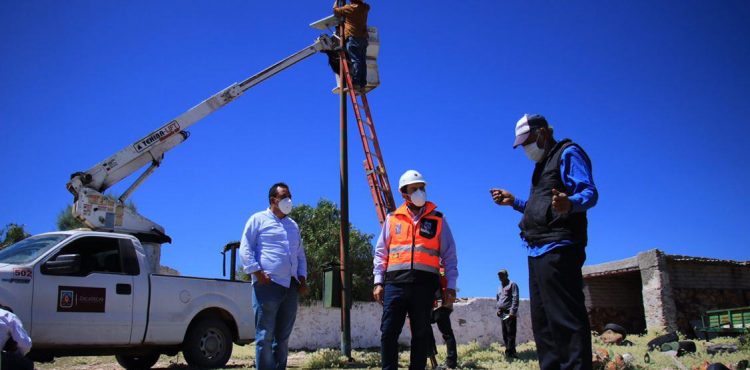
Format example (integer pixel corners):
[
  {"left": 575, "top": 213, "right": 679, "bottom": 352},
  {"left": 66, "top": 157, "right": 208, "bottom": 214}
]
[{"left": 2, "top": 1, "right": 749, "bottom": 299}]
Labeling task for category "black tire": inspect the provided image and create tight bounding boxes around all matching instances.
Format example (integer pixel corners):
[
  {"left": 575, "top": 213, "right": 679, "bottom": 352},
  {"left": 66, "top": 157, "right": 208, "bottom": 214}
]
[
  {"left": 603, "top": 323, "right": 627, "bottom": 337},
  {"left": 678, "top": 340, "right": 697, "bottom": 355},
  {"left": 115, "top": 353, "right": 160, "bottom": 369},
  {"left": 647, "top": 332, "right": 679, "bottom": 351},
  {"left": 706, "top": 363, "right": 731, "bottom": 370},
  {"left": 182, "top": 318, "right": 233, "bottom": 369}
]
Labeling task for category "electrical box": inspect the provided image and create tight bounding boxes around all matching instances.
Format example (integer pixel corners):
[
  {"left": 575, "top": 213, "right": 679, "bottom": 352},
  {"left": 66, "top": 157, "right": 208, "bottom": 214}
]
[{"left": 323, "top": 262, "right": 341, "bottom": 308}]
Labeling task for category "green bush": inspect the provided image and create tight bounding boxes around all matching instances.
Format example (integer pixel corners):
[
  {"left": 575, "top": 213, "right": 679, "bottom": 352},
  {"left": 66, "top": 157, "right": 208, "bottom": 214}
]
[{"left": 302, "top": 348, "right": 349, "bottom": 369}]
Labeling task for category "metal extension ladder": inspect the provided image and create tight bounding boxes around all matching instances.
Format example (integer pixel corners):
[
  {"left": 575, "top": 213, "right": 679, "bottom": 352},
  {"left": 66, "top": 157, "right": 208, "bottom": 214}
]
[{"left": 338, "top": 50, "right": 396, "bottom": 224}]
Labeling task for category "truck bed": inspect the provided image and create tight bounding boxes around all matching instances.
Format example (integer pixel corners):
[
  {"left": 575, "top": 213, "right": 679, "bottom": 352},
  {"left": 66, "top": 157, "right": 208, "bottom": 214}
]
[{"left": 144, "top": 274, "right": 254, "bottom": 345}]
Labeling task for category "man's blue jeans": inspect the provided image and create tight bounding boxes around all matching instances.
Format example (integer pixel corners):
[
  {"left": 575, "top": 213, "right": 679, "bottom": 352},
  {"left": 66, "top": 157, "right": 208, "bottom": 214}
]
[
  {"left": 253, "top": 280, "right": 299, "bottom": 370},
  {"left": 380, "top": 282, "right": 437, "bottom": 370},
  {"left": 346, "top": 36, "right": 368, "bottom": 88}
]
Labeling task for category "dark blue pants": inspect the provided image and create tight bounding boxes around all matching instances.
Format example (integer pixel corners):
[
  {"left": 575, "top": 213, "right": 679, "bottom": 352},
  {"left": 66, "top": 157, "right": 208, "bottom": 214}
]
[
  {"left": 252, "top": 280, "right": 299, "bottom": 370},
  {"left": 1, "top": 351, "right": 33, "bottom": 370},
  {"left": 528, "top": 244, "right": 592, "bottom": 370},
  {"left": 346, "top": 36, "right": 368, "bottom": 88},
  {"left": 380, "top": 282, "right": 436, "bottom": 370}
]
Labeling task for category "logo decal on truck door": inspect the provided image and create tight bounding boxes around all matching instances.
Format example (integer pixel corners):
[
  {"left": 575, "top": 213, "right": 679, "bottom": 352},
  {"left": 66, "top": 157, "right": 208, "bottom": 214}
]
[
  {"left": 57, "top": 286, "right": 106, "bottom": 313},
  {"left": 59, "top": 290, "right": 74, "bottom": 308}
]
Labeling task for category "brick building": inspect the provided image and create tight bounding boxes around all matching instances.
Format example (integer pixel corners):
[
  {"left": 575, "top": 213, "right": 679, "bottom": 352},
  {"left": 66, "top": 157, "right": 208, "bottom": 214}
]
[{"left": 582, "top": 249, "right": 750, "bottom": 335}]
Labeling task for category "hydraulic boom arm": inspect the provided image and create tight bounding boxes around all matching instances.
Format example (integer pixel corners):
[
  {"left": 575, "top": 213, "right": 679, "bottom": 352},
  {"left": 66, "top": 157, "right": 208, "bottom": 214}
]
[{"left": 66, "top": 34, "right": 337, "bottom": 241}]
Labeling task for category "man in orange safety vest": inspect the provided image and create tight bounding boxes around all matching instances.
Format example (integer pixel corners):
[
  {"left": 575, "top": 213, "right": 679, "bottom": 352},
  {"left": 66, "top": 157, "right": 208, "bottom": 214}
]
[{"left": 373, "top": 169, "right": 459, "bottom": 370}]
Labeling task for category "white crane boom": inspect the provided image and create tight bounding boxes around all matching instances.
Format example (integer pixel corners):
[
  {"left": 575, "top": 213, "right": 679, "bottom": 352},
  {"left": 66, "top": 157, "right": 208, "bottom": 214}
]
[{"left": 66, "top": 34, "right": 337, "bottom": 243}]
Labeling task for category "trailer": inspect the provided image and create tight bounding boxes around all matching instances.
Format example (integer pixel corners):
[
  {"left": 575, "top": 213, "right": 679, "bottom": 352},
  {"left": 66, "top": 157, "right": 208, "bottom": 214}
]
[{"left": 695, "top": 306, "right": 750, "bottom": 338}]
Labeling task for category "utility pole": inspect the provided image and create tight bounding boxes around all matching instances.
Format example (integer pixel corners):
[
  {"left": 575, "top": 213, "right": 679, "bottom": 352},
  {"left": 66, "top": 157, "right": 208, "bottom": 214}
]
[{"left": 337, "top": 0, "right": 353, "bottom": 360}]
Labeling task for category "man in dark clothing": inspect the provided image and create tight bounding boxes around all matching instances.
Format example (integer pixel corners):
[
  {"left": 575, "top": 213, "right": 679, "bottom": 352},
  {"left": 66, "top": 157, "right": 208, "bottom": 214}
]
[
  {"left": 495, "top": 269, "right": 519, "bottom": 358},
  {"left": 333, "top": 0, "right": 370, "bottom": 90},
  {"left": 491, "top": 114, "right": 598, "bottom": 370},
  {"left": 427, "top": 269, "right": 458, "bottom": 369}
]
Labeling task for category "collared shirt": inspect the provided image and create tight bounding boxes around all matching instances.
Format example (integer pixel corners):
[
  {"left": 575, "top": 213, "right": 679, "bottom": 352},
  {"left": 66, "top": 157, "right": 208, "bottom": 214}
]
[
  {"left": 513, "top": 145, "right": 598, "bottom": 257},
  {"left": 0, "top": 308, "right": 32, "bottom": 356},
  {"left": 496, "top": 280, "right": 519, "bottom": 316},
  {"left": 373, "top": 205, "right": 459, "bottom": 289},
  {"left": 239, "top": 209, "right": 307, "bottom": 288}
]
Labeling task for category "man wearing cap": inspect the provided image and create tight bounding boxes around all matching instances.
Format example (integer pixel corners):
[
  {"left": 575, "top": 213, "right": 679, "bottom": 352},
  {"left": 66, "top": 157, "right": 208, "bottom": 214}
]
[
  {"left": 495, "top": 269, "right": 519, "bottom": 359},
  {"left": 373, "top": 170, "right": 459, "bottom": 370},
  {"left": 491, "top": 114, "right": 598, "bottom": 370}
]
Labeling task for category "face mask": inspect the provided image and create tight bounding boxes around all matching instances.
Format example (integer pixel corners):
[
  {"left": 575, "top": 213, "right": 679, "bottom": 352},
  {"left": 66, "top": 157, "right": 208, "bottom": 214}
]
[
  {"left": 278, "top": 197, "right": 293, "bottom": 215},
  {"left": 409, "top": 189, "right": 426, "bottom": 207},
  {"left": 523, "top": 141, "right": 546, "bottom": 162}
]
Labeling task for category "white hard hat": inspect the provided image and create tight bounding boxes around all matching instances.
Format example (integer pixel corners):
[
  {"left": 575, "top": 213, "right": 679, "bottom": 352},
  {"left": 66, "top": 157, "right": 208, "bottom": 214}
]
[{"left": 398, "top": 170, "right": 427, "bottom": 191}]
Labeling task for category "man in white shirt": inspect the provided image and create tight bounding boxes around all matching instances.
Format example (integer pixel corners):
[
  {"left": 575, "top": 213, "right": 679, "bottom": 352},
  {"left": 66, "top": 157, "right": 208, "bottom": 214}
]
[{"left": 0, "top": 305, "right": 33, "bottom": 370}]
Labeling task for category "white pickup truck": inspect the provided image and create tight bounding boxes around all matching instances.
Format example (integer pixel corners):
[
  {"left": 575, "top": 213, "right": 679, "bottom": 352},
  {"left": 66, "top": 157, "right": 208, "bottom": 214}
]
[{"left": 0, "top": 230, "right": 254, "bottom": 369}]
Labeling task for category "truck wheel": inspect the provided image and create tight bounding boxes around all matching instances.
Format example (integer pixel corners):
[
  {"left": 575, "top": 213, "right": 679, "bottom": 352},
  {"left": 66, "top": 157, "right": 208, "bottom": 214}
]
[
  {"left": 183, "top": 318, "right": 233, "bottom": 369},
  {"left": 115, "top": 353, "right": 160, "bottom": 369}
]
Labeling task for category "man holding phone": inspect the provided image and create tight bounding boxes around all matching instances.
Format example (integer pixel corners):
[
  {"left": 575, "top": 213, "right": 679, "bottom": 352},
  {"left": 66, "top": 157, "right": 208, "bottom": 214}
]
[{"left": 491, "top": 114, "right": 598, "bottom": 370}]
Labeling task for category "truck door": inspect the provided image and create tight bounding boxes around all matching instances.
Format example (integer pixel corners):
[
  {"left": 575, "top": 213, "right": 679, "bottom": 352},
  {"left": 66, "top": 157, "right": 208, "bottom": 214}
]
[{"left": 31, "top": 236, "right": 135, "bottom": 345}]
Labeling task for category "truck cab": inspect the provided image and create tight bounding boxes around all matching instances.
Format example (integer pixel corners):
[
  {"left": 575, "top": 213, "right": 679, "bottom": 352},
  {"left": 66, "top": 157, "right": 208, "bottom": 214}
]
[{"left": 0, "top": 230, "right": 254, "bottom": 369}]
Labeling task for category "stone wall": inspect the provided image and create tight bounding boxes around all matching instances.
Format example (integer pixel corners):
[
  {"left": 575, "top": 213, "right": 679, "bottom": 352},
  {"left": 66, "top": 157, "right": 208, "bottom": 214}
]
[
  {"left": 667, "top": 259, "right": 750, "bottom": 290},
  {"left": 289, "top": 298, "right": 533, "bottom": 350},
  {"left": 582, "top": 249, "right": 750, "bottom": 335},
  {"left": 638, "top": 249, "right": 679, "bottom": 332},
  {"left": 666, "top": 258, "right": 750, "bottom": 334}
]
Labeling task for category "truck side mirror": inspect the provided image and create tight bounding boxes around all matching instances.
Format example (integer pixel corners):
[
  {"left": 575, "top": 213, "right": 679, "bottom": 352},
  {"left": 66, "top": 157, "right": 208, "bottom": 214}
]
[{"left": 42, "top": 254, "right": 82, "bottom": 275}]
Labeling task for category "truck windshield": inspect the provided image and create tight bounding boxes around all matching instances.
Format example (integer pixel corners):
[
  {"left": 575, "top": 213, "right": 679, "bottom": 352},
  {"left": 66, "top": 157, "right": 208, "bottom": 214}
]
[{"left": 0, "top": 234, "right": 69, "bottom": 265}]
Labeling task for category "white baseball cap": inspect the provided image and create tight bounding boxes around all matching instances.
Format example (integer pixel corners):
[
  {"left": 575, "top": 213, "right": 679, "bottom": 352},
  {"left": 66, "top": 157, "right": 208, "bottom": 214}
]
[{"left": 513, "top": 114, "right": 549, "bottom": 148}]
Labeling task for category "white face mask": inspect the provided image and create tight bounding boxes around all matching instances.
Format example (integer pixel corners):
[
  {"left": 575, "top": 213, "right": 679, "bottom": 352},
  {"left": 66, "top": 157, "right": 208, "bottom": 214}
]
[
  {"left": 523, "top": 141, "right": 546, "bottom": 162},
  {"left": 278, "top": 197, "right": 293, "bottom": 215},
  {"left": 409, "top": 189, "right": 427, "bottom": 207}
]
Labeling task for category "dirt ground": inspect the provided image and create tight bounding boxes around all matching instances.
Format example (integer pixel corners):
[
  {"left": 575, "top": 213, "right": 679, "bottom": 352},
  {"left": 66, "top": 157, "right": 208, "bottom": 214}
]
[
  {"left": 35, "top": 344, "right": 270, "bottom": 370},
  {"left": 33, "top": 335, "right": 750, "bottom": 370}
]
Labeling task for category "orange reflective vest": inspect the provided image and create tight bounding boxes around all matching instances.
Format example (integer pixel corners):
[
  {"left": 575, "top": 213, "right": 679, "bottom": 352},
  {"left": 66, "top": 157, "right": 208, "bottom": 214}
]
[{"left": 386, "top": 201, "right": 443, "bottom": 275}]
